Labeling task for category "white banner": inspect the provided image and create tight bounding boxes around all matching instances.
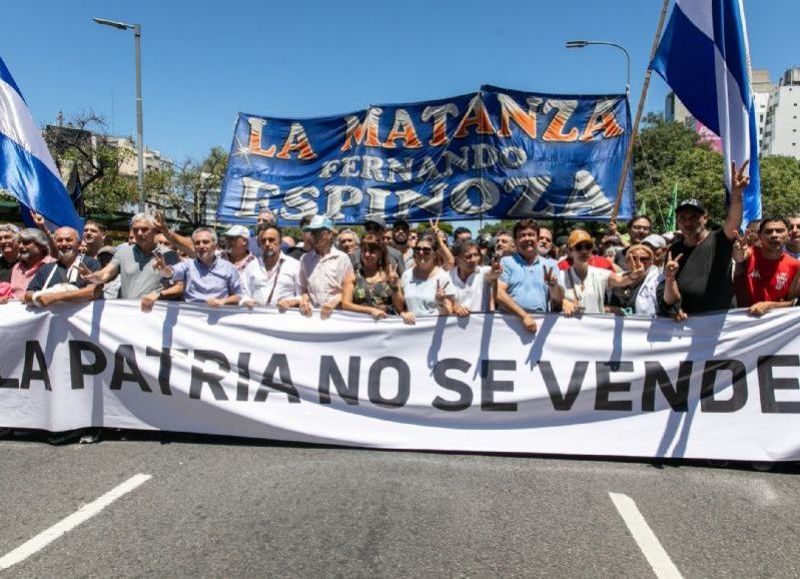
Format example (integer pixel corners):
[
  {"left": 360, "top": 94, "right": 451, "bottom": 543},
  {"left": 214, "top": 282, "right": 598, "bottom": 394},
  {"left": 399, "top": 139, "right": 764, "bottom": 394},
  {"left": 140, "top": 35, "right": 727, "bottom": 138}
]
[{"left": 1, "top": 301, "right": 799, "bottom": 461}]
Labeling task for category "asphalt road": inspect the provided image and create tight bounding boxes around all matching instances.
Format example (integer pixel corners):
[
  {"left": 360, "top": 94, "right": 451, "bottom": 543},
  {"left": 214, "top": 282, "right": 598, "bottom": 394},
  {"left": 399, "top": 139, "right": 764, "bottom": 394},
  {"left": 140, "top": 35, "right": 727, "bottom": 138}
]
[{"left": 1, "top": 432, "right": 799, "bottom": 578}]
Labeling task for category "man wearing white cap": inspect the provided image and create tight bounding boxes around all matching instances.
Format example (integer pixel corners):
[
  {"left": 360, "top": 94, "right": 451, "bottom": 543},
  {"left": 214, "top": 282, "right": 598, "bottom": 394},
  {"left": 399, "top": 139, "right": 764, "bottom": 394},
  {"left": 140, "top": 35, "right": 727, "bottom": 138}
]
[
  {"left": 296, "top": 216, "right": 353, "bottom": 318},
  {"left": 222, "top": 225, "right": 256, "bottom": 280}
]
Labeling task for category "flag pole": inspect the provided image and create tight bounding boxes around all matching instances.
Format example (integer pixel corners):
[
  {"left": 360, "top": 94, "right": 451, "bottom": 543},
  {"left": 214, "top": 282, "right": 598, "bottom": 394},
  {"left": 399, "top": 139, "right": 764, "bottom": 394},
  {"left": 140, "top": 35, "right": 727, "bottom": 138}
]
[{"left": 611, "top": 0, "right": 672, "bottom": 223}]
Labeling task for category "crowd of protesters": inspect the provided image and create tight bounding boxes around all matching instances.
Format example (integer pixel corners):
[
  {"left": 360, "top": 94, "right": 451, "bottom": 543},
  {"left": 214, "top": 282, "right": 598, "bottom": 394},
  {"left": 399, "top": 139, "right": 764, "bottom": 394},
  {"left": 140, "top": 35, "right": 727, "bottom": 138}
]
[{"left": 1, "top": 161, "right": 799, "bottom": 328}]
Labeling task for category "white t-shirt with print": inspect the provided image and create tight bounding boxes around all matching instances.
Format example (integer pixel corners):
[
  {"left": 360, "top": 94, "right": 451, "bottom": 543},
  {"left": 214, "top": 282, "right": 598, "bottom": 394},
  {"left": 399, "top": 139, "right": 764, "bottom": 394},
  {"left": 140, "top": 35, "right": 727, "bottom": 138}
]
[
  {"left": 558, "top": 265, "right": 611, "bottom": 314},
  {"left": 449, "top": 266, "right": 490, "bottom": 312},
  {"left": 401, "top": 267, "right": 454, "bottom": 316}
]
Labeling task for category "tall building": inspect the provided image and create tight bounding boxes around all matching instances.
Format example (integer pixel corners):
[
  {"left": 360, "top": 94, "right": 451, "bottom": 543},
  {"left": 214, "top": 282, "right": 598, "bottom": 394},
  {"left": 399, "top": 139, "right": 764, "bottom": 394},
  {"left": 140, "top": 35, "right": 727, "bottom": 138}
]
[
  {"left": 761, "top": 68, "right": 800, "bottom": 159},
  {"left": 664, "top": 68, "right": 775, "bottom": 152}
]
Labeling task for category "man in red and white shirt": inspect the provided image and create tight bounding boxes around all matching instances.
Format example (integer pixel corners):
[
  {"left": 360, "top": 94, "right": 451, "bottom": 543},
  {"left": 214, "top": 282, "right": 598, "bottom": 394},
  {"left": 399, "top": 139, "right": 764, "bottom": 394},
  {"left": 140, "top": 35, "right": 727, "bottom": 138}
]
[{"left": 734, "top": 217, "right": 800, "bottom": 316}]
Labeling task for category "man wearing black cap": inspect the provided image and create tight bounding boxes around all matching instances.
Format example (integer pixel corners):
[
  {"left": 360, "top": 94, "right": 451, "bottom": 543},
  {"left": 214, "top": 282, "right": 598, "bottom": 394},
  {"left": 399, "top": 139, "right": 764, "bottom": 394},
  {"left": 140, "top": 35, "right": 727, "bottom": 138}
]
[
  {"left": 658, "top": 162, "right": 750, "bottom": 317},
  {"left": 351, "top": 216, "right": 405, "bottom": 274}
]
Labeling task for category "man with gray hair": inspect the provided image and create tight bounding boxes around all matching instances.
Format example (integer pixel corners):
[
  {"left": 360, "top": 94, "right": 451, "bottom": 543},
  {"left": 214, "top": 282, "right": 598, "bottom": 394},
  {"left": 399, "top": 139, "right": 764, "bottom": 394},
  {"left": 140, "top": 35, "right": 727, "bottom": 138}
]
[
  {"left": 0, "top": 223, "right": 20, "bottom": 282},
  {"left": 142, "top": 227, "right": 242, "bottom": 311},
  {"left": 25, "top": 227, "right": 102, "bottom": 307},
  {"left": 81, "top": 212, "right": 179, "bottom": 299},
  {"left": 3, "top": 228, "right": 54, "bottom": 302}
]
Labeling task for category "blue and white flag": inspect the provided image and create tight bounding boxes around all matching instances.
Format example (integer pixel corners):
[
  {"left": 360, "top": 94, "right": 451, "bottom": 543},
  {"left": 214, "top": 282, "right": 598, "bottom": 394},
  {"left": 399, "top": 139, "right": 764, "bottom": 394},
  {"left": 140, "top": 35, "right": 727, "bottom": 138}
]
[
  {"left": 651, "top": 0, "right": 761, "bottom": 224},
  {"left": 0, "top": 56, "right": 83, "bottom": 231}
]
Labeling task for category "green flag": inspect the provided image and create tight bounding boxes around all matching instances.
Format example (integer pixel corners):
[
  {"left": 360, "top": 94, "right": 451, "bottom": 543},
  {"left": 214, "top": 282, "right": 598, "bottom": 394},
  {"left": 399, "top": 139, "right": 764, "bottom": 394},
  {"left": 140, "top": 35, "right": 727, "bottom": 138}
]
[{"left": 666, "top": 183, "right": 678, "bottom": 232}]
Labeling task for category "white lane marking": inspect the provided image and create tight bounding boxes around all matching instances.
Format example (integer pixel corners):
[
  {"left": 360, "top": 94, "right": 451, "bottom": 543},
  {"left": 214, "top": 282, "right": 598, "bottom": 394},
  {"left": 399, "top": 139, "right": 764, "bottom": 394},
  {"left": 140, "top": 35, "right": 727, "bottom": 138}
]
[
  {"left": 609, "top": 492, "right": 683, "bottom": 579},
  {"left": 0, "top": 473, "right": 152, "bottom": 571}
]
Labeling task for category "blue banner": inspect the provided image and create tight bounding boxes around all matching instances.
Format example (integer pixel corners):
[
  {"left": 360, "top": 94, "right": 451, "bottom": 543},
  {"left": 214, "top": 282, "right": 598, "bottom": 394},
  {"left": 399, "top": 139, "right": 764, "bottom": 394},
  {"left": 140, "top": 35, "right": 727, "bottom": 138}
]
[{"left": 218, "top": 85, "right": 633, "bottom": 225}]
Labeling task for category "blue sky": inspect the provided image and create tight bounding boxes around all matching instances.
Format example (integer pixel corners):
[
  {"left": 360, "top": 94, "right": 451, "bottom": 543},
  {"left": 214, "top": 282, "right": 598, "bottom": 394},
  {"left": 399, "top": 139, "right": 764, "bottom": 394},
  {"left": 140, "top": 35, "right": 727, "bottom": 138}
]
[{"left": 2, "top": 0, "right": 797, "bottom": 164}]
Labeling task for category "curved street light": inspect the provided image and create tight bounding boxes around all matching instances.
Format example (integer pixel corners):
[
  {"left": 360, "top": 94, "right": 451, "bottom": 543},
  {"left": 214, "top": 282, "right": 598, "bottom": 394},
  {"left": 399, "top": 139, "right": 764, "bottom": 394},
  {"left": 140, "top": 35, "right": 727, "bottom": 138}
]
[
  {"left": 93, "top": 17, "right": 145, "bottom": 212},
  {"left": 566, "top": 39, "right": 631, "bottom": 99}
]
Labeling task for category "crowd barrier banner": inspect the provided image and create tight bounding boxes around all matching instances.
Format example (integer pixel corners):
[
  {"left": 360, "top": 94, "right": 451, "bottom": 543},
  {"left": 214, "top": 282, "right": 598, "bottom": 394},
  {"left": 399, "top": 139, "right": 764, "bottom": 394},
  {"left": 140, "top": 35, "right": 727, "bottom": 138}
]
[
  {"left": 1, "top": 301, "right": 798, "bottom": 461},
  {"left": 217, "top": 86, "right": 633, "bottom": 225}
]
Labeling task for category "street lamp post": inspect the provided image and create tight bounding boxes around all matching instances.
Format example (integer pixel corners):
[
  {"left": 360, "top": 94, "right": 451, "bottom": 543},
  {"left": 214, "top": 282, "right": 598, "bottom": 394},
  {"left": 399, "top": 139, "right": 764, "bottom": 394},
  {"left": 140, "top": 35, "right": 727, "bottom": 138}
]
[
  {"left": 566, "top": 39, "right": 631, "bottom": 99},
  {"left": 93, "top": 17, "right": 145, "bottom": 213}
]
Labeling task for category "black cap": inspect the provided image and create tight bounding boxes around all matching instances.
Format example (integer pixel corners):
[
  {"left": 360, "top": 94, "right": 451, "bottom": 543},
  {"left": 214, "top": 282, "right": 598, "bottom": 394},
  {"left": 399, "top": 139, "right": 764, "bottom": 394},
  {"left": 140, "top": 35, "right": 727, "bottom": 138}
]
[
  {"left": 676, "top": 198, "right": 706, "bottom": 214},
  {"left": 364, "top": 216, "right": 387, "bottom": 230},
  {"left": 393, "top": 218, "right": 410, "bottom": 231}
]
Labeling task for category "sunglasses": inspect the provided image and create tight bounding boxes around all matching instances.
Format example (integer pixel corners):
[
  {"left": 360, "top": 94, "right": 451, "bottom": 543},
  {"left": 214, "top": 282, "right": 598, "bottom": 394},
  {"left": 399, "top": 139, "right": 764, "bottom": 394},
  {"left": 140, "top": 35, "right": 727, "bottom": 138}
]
[
  {"left": 414, "top": 247, "right": 433, "bottom": 255},
  {"left": 573, "top": 243, "right": 593, "bottom": 251}
]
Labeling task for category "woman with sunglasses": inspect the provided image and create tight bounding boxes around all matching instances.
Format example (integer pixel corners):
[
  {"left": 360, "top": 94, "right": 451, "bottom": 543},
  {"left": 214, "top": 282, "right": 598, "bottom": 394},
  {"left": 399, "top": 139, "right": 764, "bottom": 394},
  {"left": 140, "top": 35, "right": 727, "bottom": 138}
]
[
  {"left": 400, "top": 236, "right": 455, "bottom": 324},
  {"left": 341, "top": 234, "right": 405, "bottom": 320},
  {"left": 609, "top": 244, "right": 662, "bottom": 316},
  {"left": 558, "top": 230, "right": 645, "bottom": 316}
]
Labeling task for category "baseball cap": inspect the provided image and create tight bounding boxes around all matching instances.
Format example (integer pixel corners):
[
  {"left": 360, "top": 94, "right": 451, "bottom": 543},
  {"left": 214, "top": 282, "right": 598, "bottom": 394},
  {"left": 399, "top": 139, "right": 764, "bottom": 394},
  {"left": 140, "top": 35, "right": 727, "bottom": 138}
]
[
  {"left": 393, "top": 218, "right": 410, "bottom": 231},
  {"left": 676, "top": 198, "right": 706, "bottom": 214},
  {"left": 567, "top": 229, "right": 593, "bottom": 249},
  {"left": 641, "top": 234, "right": 667, "bottom": 249},
  {"left": 364, "top": 216, "right": 387, "bottom": 230},
  {"left": 303, "top": 215, "right": 334, "bottom": 231},
  {"left": 222, "top": 224, "right": 251, "bottom": 238}
]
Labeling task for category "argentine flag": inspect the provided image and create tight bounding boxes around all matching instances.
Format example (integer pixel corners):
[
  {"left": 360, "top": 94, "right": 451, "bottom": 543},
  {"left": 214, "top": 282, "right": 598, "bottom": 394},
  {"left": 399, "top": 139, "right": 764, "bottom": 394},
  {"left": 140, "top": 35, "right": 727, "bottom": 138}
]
[
  {"left": 0, "top": 56, "right": 83, "bottom": 230},
  {"left": 651, "top": 0, "right": 761, "bottom": 224}
]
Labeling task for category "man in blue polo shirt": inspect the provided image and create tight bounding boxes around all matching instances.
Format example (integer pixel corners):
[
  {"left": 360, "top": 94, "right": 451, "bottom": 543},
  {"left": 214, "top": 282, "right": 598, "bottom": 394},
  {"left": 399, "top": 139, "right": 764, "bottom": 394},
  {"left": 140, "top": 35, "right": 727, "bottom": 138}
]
[
  {"left": 141, "top": 227, "right": 243, "bottom": 312},
  {"left": 496, "top": 219, "right": 563, "bottom": 333}
]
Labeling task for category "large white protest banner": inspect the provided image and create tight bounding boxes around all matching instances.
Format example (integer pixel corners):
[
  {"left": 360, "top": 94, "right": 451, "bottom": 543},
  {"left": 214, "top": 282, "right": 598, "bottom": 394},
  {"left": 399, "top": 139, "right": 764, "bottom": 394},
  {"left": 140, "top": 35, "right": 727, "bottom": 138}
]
[{"left": 0, "top": 301, "right": 798, "bottom": 461}]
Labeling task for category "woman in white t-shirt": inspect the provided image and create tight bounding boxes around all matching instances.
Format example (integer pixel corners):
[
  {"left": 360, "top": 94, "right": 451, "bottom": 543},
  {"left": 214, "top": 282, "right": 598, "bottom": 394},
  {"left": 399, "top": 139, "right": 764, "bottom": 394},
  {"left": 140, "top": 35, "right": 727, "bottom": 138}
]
[
  {"left": 558, "top": 230, "right": 645, "bottom": 315},
  {"left": 448, "top": 240, "right": 501, "bottom": 316},
  {"left": 400, "top": 236, "right": 454, "bottom": 324}
]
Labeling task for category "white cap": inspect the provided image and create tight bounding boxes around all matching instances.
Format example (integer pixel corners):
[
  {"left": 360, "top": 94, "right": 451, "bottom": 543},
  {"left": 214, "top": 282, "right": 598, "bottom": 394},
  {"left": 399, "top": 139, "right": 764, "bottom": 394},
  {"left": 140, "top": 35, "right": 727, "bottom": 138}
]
[
  {"left": 642, "top": 234, "right": 667, "bottom": 249},
  {"left": 222, "top": 225, "right": 251, "bottom": 238}
]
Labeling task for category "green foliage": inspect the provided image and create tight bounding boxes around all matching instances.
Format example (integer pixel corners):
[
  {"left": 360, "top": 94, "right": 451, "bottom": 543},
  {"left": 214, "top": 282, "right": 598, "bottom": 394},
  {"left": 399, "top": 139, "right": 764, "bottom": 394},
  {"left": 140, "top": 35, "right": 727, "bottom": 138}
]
[
  {"left": 759, "top": 155, "right": 800, "bottom": 218},
  {"left": 632, "top": 113, "right": 800, "bottom": 229}
]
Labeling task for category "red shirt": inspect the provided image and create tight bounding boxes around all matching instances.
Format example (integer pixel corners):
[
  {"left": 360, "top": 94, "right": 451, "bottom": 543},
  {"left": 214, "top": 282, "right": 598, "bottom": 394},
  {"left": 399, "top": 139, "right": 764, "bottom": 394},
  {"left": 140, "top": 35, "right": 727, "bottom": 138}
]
[
  {"left": 558, "top": 255, "right": 616, "bottom": 272},
  {"left": 735, "top": 248, "right": 800, "bottom": 306}
]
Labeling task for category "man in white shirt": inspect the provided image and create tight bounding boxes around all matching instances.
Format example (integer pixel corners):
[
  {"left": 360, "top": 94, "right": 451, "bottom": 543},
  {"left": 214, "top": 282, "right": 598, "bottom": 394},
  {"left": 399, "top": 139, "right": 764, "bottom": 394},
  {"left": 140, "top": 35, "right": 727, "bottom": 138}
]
[
  {"left": 296, "top": 216, "right": 353, "bottom": 318},
  {"left": 240, "top": 225, "right": 301, "bottom": 308}
]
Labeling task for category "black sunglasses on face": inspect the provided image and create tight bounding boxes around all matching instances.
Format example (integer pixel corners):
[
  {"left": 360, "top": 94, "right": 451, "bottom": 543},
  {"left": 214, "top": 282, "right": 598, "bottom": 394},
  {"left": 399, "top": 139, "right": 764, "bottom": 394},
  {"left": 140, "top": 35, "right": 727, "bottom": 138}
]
[
  {"left": 414, "top": 247, "right": 433, "bottom": 255},
  {"left": 573, "top": 243, "right": 593, "bottom": 251}
]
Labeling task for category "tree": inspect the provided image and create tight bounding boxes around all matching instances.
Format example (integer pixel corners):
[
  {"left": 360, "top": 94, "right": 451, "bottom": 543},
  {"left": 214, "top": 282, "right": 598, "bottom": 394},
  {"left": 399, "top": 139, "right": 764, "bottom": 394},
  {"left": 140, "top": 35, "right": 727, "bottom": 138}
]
[
  {"left": 155, "top": 147, "right": 229, "bottom": 228},
  {"left": 44, "top": 112, "right": 139, "bottom": 214},
  {"left": 759, "top": 155, "right": 800, "bottom": 218}
]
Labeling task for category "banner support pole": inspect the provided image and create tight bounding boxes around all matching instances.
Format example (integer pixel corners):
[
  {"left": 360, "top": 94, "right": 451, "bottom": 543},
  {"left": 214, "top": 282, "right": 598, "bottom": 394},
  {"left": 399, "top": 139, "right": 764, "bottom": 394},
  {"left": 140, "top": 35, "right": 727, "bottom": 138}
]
[{"left": 611, "top": 0, "right": 671, "bottom": 223}]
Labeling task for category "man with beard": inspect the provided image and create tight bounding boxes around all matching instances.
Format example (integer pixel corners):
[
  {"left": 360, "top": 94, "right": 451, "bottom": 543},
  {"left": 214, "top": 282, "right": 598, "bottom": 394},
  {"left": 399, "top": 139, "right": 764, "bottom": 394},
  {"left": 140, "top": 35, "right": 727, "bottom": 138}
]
[
  {"left": 143, "top": 228, "right": 242, "bottom": 311},
  {"left": 0, "top": 224, "right": 19, "bottom": 282},
  {"left": 733, "top": 217, "right": 800, "bottom": 316},
  {"left": 81, "top": 220, "right": 108, "bottom": 259},
  {"left": 785, "top": 215, "right": 800, "bottom": 259},
  {"left": 5, "top": 228, "right": 54, "bottom": 301},
  {"left": 240, "top": 224, "right": 301, "bottom": 308},
  {"left": 658, "top": 162, "right": 749, "bottom": 318},
  {"left": 81, "top": 213, "right": 179, "bottom": 299},
  {"left": 496, "top": 219, "right": 563, "bottom": 333},
  {"left": 615, "top": 215, "right": 652, "bottom": 270},
  {"left": 537, "top": 227, "right": 555, "bottom": 258},
  {"left": 390, "top": 218, "right": 415, "bottom": 268},
  {"left": 25, "top": 227, "right": 102, "bottom": 307}
]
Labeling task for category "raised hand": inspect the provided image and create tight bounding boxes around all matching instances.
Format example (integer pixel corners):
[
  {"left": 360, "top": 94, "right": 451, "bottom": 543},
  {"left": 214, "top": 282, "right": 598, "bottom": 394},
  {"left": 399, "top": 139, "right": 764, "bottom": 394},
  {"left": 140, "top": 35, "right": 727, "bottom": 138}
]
[
  {"left": 486, "top": 256, "right": 503, "bottom": 284},
  {"left": 386, "top": 263, "right": 400, "bottom": 288},
  {"left": 732, "top": 231, "right": 749, "bottom": 263},
  {"left": 664, "top": 252, "right": 683, "bottom": 280},
  {"left": 30, "top": 211, "right": 47, "bottom": 231},
  {"left": 627, "top": 253, "right": 646, "bottom": 281},
  {"left": 435, "top": 279, "right": 449, "bottom": 304},
  {"left": 543, "top": 265, "right": 557, "bottom": 287},
  {"left": 153, "top": 210, "right": 168, "bottom": 234},
  {"left": 732, "top": 160, "right": 750, "bottom": 193}
]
